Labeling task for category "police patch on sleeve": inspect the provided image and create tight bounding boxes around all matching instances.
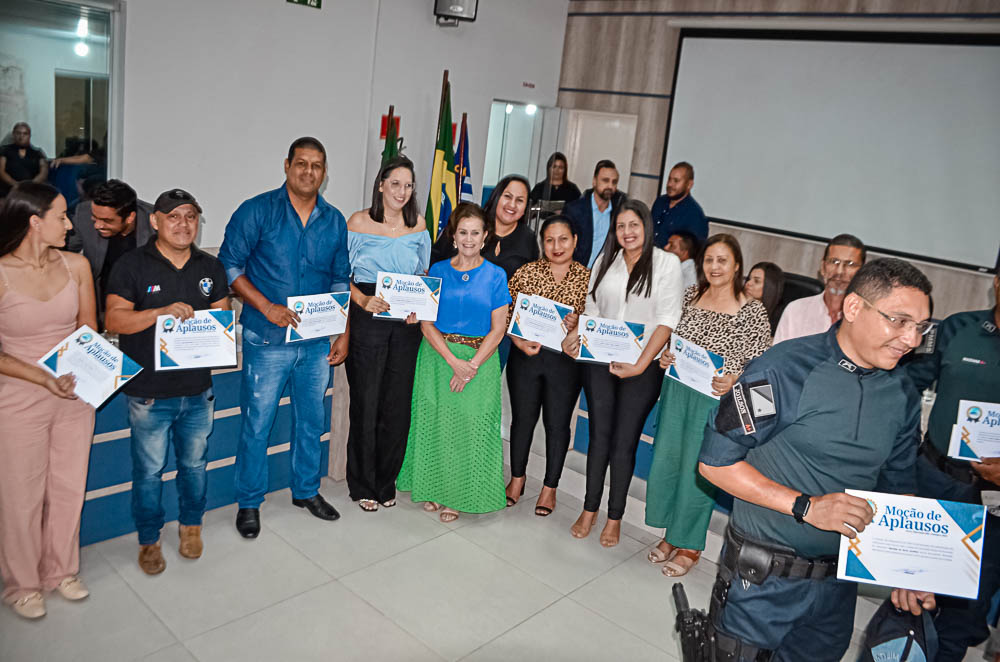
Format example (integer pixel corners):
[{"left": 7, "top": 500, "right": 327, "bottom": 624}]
[
  {"left": 199, "top": 277, "right": 213, "bottom": 297},
  {"left": 715, "top": 379, "right": 776, "bottom": 436}
]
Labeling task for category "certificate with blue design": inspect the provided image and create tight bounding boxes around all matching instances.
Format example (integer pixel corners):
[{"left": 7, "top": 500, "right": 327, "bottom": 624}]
[
  {"left": 838, "top": 490, "right": 985, "bottom": 599},
  {"left": 155, "top": 310, "right": 236, "bottom": 371},
  {"left": 285, "top": 292, "right": 349, "bottom": 342},
  {"left": 665, "top": 334, "right": 726, "bottom": 400},
  {"left": 507, "top": 293, "right": 574, "bottom": 351},
  {"left": 577, "top": 315, "right": 645, "bottom": 364},
  {"left": 37, "top": 325, "right": 142, "bottom": 408},
  {"left": 374, "top": 271, "right": 441, "bottom": 321},
  {"left": 947, "top": 400, "right": 1000, "bottom": 461}
]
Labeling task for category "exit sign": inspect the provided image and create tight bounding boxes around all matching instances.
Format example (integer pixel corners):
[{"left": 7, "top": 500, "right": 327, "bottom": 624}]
[{"left": 287, "top": 0, "right": 321, "bottom": 8}]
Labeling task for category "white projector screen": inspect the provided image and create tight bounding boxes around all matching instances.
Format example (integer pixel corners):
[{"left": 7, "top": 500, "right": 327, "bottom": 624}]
[{"left": 663, "top": 32, "right": 1000, "bottom": 270}]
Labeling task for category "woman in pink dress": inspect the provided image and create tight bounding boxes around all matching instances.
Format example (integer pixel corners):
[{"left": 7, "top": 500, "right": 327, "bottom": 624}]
[{"left": 0, "top": 182, "right": 97, "bottom": 619}]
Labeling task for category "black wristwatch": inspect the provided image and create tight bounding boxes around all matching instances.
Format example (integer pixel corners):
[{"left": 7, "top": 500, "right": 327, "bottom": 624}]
[{"left": 792, "top": 493, "right": 812, "bottom": 524}]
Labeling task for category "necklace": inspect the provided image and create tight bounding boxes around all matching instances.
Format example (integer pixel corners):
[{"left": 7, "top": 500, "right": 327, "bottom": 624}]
[{"left": 9, "top": 252, "right": 47, "bottom": 270}]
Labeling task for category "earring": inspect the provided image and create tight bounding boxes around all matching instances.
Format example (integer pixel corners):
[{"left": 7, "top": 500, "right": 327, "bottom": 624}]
[{"left": 453, "top": 241, "right": 457, "bottom": 249}]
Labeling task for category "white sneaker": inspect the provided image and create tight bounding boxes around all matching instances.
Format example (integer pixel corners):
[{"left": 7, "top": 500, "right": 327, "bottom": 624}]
[
  {"left": 55, "top": 576, "right": 89, "bottom": 601},
  {"left": 11, "top": 592, "right": 45, "bottom": 619}
]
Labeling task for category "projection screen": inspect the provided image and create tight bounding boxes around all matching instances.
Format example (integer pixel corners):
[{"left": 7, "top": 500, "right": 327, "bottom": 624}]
[{"left": 662, "top": 31, "right": 1000, "bottom": 271}]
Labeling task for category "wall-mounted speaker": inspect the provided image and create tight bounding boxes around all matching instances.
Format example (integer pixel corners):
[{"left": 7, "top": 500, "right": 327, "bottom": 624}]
[{"left": 434, "top": 0, "right": 478, "bottom": 23}]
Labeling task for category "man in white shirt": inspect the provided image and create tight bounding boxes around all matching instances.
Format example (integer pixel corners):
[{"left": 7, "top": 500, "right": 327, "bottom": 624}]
[
  {"left": 665, "top": 231, "right": 699, "bottom": 290},
  {"left": 772, "top": 234, "right": 866, "bottom": 344}
]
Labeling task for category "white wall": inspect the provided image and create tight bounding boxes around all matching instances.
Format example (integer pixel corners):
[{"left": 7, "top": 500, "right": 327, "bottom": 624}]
[
  {"left": 121, "top": 0, "right": 568, "bottom": 248},
  {"left": 0, "top": 26, "right": 109, "bottom": 156}
]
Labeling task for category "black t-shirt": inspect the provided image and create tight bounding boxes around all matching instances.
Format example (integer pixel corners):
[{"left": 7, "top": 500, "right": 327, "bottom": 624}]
[
  {"left": 99, "top": 231, "right": 137, "bottom": 305},
  {"left": 1, "top": 143, "right": 46, "bottom": 194},
  {"left": 530, "top": 180, "right": 582, "bottom": 203},
  {"left": 430, "top": 220, "right": 540, "bottom": 280},
  {"left": 106, "top": 240, "right": 229, "bottom": 398}
]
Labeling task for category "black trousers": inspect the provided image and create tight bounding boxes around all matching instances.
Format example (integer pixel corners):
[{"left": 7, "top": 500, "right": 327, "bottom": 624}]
[
  {"left": 344, "top": 284, "right": 423, "bottom": 503},
  {"left": 506, "top": 345, "right": 581, "bottom": 489},
  {"left": 581, "top": 361, "right": 664, "bottom": 520}
]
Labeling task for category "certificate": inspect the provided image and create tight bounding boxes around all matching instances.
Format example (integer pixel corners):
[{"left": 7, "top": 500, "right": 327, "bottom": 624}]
[
  {"left": 37, "top": 325, "right": 143, "bottom": 408},
  {"left": 947, "top": 400, "right": 1000, "bottom": 461},
  {"left": 374, "top": 272, "right": 441, "bottom": 321},
  {"left": 577, "top": 315, "right": 645, "bottom": 364},
  {"left": 838, "top": 490, "right": 985, "bottom": 599},
  {"left": 155, "top": 310, "right": 237, "bottom": 371},
  {"left": 507, "top": 293, "right": 574, "bottom": 351},
  {"left": 285, "top": 292, "right": 349, "bottom": 342},
  {"left": 666, "top": 334, "right": 725, "bottom": 400}
]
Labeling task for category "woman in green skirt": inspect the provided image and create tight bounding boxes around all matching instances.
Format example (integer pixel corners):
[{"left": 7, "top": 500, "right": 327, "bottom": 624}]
[
  {"left": 644, "top": 234, "right": 771, "bottom": 576},
  {"left": 396, "top": 203, "right": 513, "bottom": 522}
]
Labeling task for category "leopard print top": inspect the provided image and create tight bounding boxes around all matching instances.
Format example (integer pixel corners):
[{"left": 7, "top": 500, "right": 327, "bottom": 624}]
[
  {"left": 506, "top": 259, "right": 590, "bottom": 328},
  {"left": 675, "top": 286, "right": 772, "bottom": 375}
]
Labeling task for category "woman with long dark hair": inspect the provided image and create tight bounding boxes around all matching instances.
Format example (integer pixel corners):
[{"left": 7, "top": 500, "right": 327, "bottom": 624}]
[
  {"left": 645, "top": 234, "right": 771, "bottom": 577},
  {"left": 530, "top": 152, "right": 581, "bottom": 204},
  {"left": 345, "top": 156, "right": 430, "bottom": 511},
  {"left": 561, "top": 199, "right": 684, "bottom": 547},
  {"left": 744, "top": 261, "right": 785, "bottom": 334},
  {"left": 0, "top": 182, "right": 96, "bottom": 618},
  {"left": 504, "top": 215, "right": 590, "bottom": 514}
]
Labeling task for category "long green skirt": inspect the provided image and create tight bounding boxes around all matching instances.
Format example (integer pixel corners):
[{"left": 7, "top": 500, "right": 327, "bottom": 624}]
[
  {"left": 396, "top": 340, "right": 506, "bottom": 513},
  {"left": 644, "top": 378, "right": 719, "bottom": 550}
]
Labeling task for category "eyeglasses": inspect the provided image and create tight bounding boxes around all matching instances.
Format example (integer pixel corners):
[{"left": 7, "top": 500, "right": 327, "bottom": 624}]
[
  {"left": 857, "top": 295, "right": 932, "bottom": 336},
  {"left": 386, "top": 180, "right": 414, "bottom": 192},
  {"left": 823, "top": 257, "right": 862, "bottom": 270}
]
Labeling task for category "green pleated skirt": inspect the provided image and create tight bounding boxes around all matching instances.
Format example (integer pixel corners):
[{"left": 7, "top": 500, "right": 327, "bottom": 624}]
[
  {"left": 644, "top": 378, "right": 719, "bottom": 550},
  {"left": 396, "top": 340, "right": 506, "bottom": 513}
]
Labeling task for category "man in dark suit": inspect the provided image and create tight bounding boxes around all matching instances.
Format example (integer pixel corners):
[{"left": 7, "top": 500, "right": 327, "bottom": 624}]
[{"left": 563, "top": 159, "right": 626, "bottom": 267}]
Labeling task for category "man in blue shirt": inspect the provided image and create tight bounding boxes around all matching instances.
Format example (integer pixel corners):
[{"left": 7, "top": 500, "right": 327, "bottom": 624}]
[
  {"left": 651, "top": 161, "right": 707, "bottom": 248},
  {"left": 218, "top": 137, "right": 351, "bottom": 538},
  {"left": 564, "top": 159, "right": 625, "bottom": 267}
]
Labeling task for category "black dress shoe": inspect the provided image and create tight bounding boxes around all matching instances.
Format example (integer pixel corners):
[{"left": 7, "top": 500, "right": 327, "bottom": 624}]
[
  {"left": 236, "top": 508, "right": 260, "bottom": 538},
  {"left": 292, "top": 494, "right": 340, "bottom": 521}
]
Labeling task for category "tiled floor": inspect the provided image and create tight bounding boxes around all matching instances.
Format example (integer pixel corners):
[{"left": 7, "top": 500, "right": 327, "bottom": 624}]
[{"left": 0, "top": 475, "right": 987, "bottom": 662}]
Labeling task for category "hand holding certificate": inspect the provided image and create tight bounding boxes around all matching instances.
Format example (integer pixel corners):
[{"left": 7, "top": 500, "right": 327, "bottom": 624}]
[
  {"left": 507, "top": 293, "right": 575, "bottom": 352},
  {"left": 665, "top": 334, "right": 726, "bottom": 400},
  {"left": 155, "top": 309, "right": 237, "bottom": 370},
  {"left": 285, "top": 292, "right": 349, "bottom": 342},
  {"left": 838, "top": 490, "right": 985, "bottom": 599},
  {"left": 948, "top": 400, "right": 1000, "bottom": 462},
  {"left": 38, "top": 325, "right": 142, "bottom": 408},
  {"left": 576, "top": 315, "right": 645, "bottom": 364},
  {"left": 375, "top": 271, "right": 441, "bottom": 321}
]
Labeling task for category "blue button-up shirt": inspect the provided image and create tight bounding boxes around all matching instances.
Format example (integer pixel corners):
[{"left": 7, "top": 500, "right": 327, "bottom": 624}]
[
  {"left": 588, "top": 195, "right": 612, "bottom": 268},
  {"left": 219, "top": 184, "right": 351, "bottom": 344},
  {"left": 651, "top": 193, "right": 707, "bottom": 248}
]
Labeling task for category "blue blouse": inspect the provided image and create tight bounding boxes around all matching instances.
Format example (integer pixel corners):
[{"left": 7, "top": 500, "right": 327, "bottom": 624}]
[
  {"left": 431, "top": 258, "right": 512, "bottom": 337},
  {"left": 348, "top": 230, "right": 431, "bottom": 283}
]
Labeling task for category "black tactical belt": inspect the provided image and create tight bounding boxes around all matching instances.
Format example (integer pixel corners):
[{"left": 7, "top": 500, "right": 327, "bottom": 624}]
[
  {"left": 723, "top": 526, "right": 838, "bottom": 583},
  {"left": 920, "top": 440, "right": 981, "bottom": 486}
]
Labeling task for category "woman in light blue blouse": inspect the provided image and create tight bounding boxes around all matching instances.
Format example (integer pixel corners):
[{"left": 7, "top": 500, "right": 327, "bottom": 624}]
[{"left": 345, "top": 156, "right": 430, "bottom": 512}]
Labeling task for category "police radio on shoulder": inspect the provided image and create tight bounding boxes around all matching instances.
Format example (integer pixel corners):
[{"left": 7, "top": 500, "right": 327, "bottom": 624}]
[{"left": 792, "top": 493, "right": 812, "bottom": 524}]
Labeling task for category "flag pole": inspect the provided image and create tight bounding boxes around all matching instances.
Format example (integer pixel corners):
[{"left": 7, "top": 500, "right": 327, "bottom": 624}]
[{"left": 456, "top": 112, "right": 467, "bottom": 194}]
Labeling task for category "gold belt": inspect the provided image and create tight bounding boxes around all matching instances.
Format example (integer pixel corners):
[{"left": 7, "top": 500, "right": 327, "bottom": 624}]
[{"left": 442, "top": 333, "right": 483, "bottom": 350}]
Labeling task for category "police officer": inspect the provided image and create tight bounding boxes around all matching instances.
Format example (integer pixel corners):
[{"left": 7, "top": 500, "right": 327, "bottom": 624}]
[
  {"left": 905, "top": 268, "right": 1000, "bottom": 662},
  {"left": 697, "top": 258, "right": 936, "bottom": 661}
]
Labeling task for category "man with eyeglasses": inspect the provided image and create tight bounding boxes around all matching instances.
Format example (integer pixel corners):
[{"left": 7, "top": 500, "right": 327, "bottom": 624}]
[
  {"left": 904, "top": 265, "right": 1000, "bottom": 661},
  {"left": 773, "top": 233, "right": 866, "bottom": 344},
  {"left": 698, "top": 258, "right": 935, "bottom": 661},
  {"left": 104, "top": 189, "right": 230, "bottom": 575}
]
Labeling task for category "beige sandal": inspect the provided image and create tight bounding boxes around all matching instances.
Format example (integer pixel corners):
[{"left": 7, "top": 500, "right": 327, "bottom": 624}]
[
  {"left": 647, "top": 542, "right": 677, "bottom": 564},
  {"left": 662, "top": 549, "right": 701, "bottom": 577},
  {"left": 439, "top": 508, "right": 459, "bottom": 523},
  {"left": 422, "top": 502, "right": 442, "bottom": 512}
]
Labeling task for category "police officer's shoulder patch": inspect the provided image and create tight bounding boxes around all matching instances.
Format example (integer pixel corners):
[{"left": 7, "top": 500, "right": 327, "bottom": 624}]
[{"left": 716, "top": 379, "right": 776, "bottom": 436}]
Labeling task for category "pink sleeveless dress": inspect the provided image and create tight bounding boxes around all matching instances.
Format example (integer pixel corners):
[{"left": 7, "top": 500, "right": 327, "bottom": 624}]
[{"left": 0, "top": 253, "right": 96, "bottom": 602}]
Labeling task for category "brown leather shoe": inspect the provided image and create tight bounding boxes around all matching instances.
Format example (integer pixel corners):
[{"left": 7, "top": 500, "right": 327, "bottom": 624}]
[
  {"left": 178, "top": 525, "right": 203, "bottom": 560},
  {"left": 138, "top": 542, "right": 166, "bottom": 575}
]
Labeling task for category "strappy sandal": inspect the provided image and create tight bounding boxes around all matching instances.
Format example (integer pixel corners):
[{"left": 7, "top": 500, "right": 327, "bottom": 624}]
[
  {"left": 439, "top": 508, "right": 459, "bottom": 523},
  {"left": 358, "top": 499, "right": 378, "bottom": 512},
  {"left": 506, "top": 483, "right": 525, "bottom": 507},
  {"left": 647, "top": 542, "right": 677, "bottom": 564},
  {"left": 662, "top": 549, "right": 701, "bottom": 577},
  {"left": 422, "top": 502, "right": 442, "bottom": 512},
  {"left": 380, "top": 499, "right": 396, "bottom": 508},
  {"left": 534, "top": 506, "right": 553, "bottom": 517}
]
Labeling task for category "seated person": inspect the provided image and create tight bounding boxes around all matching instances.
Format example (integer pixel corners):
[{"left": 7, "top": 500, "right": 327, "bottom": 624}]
[{"left": 0, "top": 123, "right": 48, "bottom": 197}]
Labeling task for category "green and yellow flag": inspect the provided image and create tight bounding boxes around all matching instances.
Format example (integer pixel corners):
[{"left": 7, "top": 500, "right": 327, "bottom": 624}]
[
  {"left": 426, "top": 78, "right": 457, "bottom": 241},
  {"left": 381, "top": 105, "right": 399, "bottom": 168}
]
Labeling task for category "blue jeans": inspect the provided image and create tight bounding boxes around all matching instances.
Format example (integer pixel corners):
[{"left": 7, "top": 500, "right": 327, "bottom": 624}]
[
  {"left": 128, "top": 389, "right": 214, "bottom": 545},
  {"left": 235, "top": 327, "right": 331, "bottom": 508}
]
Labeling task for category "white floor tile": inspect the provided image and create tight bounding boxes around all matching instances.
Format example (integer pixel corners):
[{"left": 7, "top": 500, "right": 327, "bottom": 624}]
[
  {"left": 463, "top": 597, "right": 675, "bottom": 661},
  {"left": 340, "top": 532, "right": 561, "bottom": 661},
  {"left": 93, "top": 501, "right": 332, "bottom": 640},
  {"left": 0, "top": 547, "right": 176, "bottom": 662},
  {"left": 186, "top": 581, "right": 442, "bottom": 662},
  {"left": 142, "top": 643, "right": 198, "bottom": 661}
]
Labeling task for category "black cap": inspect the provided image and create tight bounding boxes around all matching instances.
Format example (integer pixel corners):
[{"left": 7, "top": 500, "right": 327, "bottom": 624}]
[{"left": 154, "top": 188, "right": 202, "bottom": 214}]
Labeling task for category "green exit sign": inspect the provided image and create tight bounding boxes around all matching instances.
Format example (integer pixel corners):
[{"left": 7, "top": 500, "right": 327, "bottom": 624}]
[{"left": 287, "top": 0, "right": 321, "bottom": 8}]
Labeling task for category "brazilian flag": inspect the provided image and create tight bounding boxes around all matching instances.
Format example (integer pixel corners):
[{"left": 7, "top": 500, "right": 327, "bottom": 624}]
[{"left": 425, "top": 82, "right": 457, "bottom": 241}]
